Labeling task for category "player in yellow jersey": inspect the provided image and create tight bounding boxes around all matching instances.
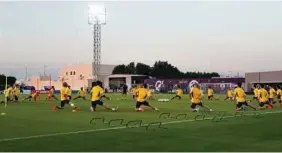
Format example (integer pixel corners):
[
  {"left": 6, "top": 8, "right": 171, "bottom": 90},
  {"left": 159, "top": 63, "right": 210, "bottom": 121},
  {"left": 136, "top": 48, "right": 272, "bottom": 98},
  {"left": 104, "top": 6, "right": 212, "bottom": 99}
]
[
  {"left": 53, "top": 82, "right": 80, "bottom": 111},
  {"left": 131, "top": 86, "right": 137, "bottom": 99},
  {"left": 276, "top": 86, "right": 282, "bottom": 106},
  {"left": 46, "top": 86, "right": 58, "bottom": 101},
  {"left": 258, "top": 85, "right": 273, "bottom": 110},
  {"left": 67, "top": 86, "right": 72, "bottom": 100},
  {"left": 90, "top": 81, "right": 116, "bottom": 112},
  {"left": 147, "top": 87, "right": 154, "bottom": 100},
  {"left": 135, "top": 84, "right": 159, "bottom": 112},
  {"left": 224, "top": 88, "right": 233, "bottom": 101},
  {"left": 0, "top": 85, "right": 13, "bottom": 104},
  {"left": 73, "top": 87, "right": 87, "bottom": 100},
  {"left": 207, "top": 86, "right": 217, "bottom": 100},
  {"left": 268, "top": 86, "right": 276, "bottom": 104},
  {"left": 171, "top": 87, "right": 183, "bottom": 100},
  {"left": 233, "top": 83, "right": 256, "bottom": 111},
  {"left": 253, "top": 85, "right": 259, "bottom": 101},
  {"left": 13, "top": 84, "right": 20, "bottom": 102},
  {"left": 190, "top": 84, "right": 213, "bottom": 112}
]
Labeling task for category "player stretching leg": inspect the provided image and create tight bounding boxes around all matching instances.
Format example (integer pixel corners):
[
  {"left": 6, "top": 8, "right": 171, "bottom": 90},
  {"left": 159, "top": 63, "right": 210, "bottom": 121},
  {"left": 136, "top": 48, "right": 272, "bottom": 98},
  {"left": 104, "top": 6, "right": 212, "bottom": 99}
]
[
  {"left": 73, "top": 87, "right": 87, "bottom": 100},
  {"left": 135, "top": 84, "right": 159, "bottom": 112},
  {"left": 224, "top": 88, "right": 233, "bottom": 101},
  {"left": 276, "top": 86, "right": 282, "bottom": 107},
  {"left": 190, "top": 84, "right": 212, "bottom": 112},
  {"left": 53, "top": 82, "right": 80, "bottom": 111},
  {"left": 258, "top": 85, "right": 273, "bottom": 110},
  {"left": 171, "top": 87, "right": 183, "bottom": 100},
  {"left": 90, "top": 81, "right": 116, "bottom": 112},
  {"left": 268, "top": 86, "right": 276, "bottom": 104},
  {"left": 233, "top": 83, "right": 256, "bottom": 111},
  {"left": 46, "top": 86, "right": 59, "bottom": 101}
]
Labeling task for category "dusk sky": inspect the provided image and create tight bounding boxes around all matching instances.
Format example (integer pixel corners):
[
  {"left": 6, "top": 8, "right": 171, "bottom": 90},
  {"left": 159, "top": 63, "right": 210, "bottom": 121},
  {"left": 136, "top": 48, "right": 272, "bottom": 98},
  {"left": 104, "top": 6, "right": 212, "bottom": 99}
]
[{"left": 0, "top": 1, "right": 282, "bottom": 79}]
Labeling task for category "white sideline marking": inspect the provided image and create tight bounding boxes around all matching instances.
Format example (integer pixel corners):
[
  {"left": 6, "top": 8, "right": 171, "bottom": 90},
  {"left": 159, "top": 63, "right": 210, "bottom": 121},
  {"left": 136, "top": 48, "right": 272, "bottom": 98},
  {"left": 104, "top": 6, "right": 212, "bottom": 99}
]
[{"left": 0, "top": 110, "right": 282, "bottom": 143}]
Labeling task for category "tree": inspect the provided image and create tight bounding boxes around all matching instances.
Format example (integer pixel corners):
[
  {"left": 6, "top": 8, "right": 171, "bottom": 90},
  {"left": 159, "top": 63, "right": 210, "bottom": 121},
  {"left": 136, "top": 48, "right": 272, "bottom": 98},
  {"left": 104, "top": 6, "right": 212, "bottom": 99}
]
[
  {"left": 0, "top": 74, "right": 17, "bottom": 90},
  {"left": 135, "top": 63, "right": 151, "bottom": 75},
  {"left": 112, "top": 64, "right": 129, "bottom": 74},
  {"left": 112, "top": 61, "right": 220, "bottom": 78}
]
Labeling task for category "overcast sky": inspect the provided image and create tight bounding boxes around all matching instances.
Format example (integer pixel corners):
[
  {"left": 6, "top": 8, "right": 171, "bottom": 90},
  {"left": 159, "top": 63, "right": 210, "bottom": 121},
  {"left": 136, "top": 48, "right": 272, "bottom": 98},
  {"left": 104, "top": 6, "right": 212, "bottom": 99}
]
[{"left": 0, "top": 1, "right": 282, "bottom": 79}]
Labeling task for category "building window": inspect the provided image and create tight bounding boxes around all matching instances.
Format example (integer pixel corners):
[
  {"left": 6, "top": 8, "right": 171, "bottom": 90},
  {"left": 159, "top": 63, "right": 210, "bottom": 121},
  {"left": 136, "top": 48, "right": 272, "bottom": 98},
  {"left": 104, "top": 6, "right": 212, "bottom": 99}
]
[
  {"left": 66, "top": 72, "right": 68, "bottom": 76},
  {"left": 73, "top": 71, "right": 76, "bottom": 75},
  {"left": 70, "top": 71, "right": 72, "bottom": 75}
]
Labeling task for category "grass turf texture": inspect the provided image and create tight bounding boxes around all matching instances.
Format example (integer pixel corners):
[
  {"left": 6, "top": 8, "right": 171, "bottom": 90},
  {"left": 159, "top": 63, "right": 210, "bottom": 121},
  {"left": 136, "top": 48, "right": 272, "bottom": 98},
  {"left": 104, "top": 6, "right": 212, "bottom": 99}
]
[{"left": 1, "top": 93, "right": 282, "bottom": 151}]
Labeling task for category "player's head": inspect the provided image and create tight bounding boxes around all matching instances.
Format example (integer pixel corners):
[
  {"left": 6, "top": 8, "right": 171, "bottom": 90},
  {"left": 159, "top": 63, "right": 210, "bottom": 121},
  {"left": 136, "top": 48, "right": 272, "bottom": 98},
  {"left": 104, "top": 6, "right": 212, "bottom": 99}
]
[
  {"left": 237, "top": 82, "right": 242, "bottom": 88},
  {"left": 96, "top": 80, "right": 103, "bottom": 87},
  {"left": 68, "top": 85, "right": 71, "bottom": 89},
  {"left": 143, "top": 84, "right": 148, "bottom": 88},
  {"left": 52, "top": 86, "right": 55, "bottom": 89},
  {"left": 62, "top": 82, "right": 68, "bottom": 87},
  {"left": 194, "top": 83, "right": 200, "bottom": 88},
  {"left": 81, "top": 87, "right": 83, "bottom": 90},
  {"left": 208, "top": 86, "right": 212, "bottom": 89}
]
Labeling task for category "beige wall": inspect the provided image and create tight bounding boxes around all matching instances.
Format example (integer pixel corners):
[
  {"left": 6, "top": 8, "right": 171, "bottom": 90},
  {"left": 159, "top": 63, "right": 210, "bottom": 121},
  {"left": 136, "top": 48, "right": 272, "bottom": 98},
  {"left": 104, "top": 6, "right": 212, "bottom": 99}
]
[
  {"left": 25, "top": 64, "right": 116, "bottom": 90},
  {"left": 245, "top": 70, "right": 282, "bottom": 91}
]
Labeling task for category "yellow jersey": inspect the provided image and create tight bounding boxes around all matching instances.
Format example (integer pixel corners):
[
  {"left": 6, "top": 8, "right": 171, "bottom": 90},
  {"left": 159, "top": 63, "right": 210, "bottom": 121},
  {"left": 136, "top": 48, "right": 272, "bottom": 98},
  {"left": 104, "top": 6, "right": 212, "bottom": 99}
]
[
  {"left": 66, "top": 88, "right": 72, "bottom": 96},
  {"left": 147, "top": 89, "right": 152, "bottom": 97},
  {"left": 13, "top": 87, "right": 20, "bottom": 97},
  {"left": 254, "top": 88, "right": 259, "bottom": 97},
  {"left": 78, "top": 90, "right": 86, "bottom": 97},
  {"left": 234, "top": 87, "right": 246, "bottom": 103},
  {"left": 136, "top": 87, "right": 147, "bottom": 102},
  {"left": 5, "top": 87, "right": 12, "bottom": 97},
  {"left": 269, "top": 88, "right": 275, "bottom": 99},
  {"left": 60, "top": 87, "right": 67, "bottom": 101},
  {"left": 277, "top": 89, "right": 282, "bottom": 97},
  {"left": 131, "top": 88, "right": 137, "bottom": 96},
  {"left": 227, "top": 90, "right": 233, "bottom": 97},
  {"left": 258, "top": 88, "right": 268, "bottom": 103},
  {"left": 208, "top": 89, "right": 214, "bottom": 96},
  {"left": 91, "top": 86, "right": 104, "bottom": 101},
  {"left": 176, "top": 88, "right": 183, "bottom": 96},
  {"left": 190, "top": 87, "right": 202, "bottom": 104}
]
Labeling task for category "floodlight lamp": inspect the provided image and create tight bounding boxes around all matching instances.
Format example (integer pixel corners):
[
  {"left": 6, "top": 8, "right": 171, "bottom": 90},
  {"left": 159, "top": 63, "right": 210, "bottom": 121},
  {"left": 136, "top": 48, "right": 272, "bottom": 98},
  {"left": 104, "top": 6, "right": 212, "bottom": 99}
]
[{"left": 88, "top": 5, "right": 106, "bottom": 25}]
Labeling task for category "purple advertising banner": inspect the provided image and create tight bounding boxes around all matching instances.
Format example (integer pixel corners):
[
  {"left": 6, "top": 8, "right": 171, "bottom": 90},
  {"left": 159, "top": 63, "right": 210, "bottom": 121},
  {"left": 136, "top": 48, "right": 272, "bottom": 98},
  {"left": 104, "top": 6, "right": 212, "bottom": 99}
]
[{"left": 144, "top": 78, "right": 245, "bottom": 92}]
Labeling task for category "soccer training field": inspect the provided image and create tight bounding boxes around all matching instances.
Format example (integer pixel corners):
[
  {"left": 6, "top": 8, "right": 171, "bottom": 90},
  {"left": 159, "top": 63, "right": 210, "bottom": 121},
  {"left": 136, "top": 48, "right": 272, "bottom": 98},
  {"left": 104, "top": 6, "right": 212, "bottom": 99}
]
[{"left": 0, "top": 93, "right": 282, "bottom": 152}]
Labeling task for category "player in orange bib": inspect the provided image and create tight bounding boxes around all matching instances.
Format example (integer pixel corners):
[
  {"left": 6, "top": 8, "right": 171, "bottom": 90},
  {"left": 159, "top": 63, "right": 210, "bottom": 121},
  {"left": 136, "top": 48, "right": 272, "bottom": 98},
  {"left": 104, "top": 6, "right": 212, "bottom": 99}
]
[{"left": 46, "top": 86, "right": 58, "bottom": 101}]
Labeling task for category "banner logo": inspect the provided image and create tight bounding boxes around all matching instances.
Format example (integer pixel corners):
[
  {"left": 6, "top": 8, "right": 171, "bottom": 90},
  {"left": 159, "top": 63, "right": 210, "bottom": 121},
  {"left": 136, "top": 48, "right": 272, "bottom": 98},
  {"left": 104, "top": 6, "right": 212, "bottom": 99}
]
[
  {"left": 155, "top": 80, "right": 164, "bottom": 91},
  {"left": 189, "top": 80, "right": 199, "bottom": 89}
]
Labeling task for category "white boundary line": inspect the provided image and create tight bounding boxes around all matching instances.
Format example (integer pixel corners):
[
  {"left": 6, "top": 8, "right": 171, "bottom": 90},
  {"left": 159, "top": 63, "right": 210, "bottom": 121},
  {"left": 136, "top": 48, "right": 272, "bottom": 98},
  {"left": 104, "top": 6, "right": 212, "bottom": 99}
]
[{"left": 0, "top": 110, "right": 282, "bottom": 143}]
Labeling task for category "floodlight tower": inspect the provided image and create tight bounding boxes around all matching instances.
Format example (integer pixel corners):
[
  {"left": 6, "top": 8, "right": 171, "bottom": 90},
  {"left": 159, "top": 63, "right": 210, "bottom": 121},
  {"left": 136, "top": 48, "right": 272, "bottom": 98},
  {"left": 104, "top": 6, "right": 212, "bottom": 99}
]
[{"left": 88, "top": 5, "right": 106, "bottom": 81}]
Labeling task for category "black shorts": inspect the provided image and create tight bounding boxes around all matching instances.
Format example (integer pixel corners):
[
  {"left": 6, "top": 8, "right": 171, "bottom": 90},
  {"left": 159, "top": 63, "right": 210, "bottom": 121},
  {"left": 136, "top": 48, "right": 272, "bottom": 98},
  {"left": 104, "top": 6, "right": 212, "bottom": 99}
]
[
  {"left": 175, "top": 95, "right": 181, "bottom": 98},
  {"left": 5, "top": 97, "right": 11, "bottom": 102},
  {"left": 136, "top": 101, "right": 150, "bottom": 108},
  {"left": 14, "top": 96, "right": 19, "bottom": 101},
  {"left": 60, "top": 100, "right": 70, "bottom": 108},
  {"left": 133, "top": 95, "right": 136, "bottom": 99},
  {"left": 122, "top": 91, "right": 127, "bottom": 95},
  {"left": 68, "top": 96, "right": 72, "bottom": 100},
  {"left": 191, "top": 102, "right": 203, "bottom": 109},
  {"left": 91, "top": 100, "right": 104, "bottom": 109},
  {"left": 208, "top": 95, "right": 214, "bottom": 99},
  {"left": 236, "top": 102, "right": 249, "bottom": 108},
  {"left": 269, "top": 98, "right": 274, "bottom": 103},
  {"left": 277, "top": 95, "right": 281, "bottom": 99},
  {"left": 259, "top": 101, "right": 270, "bottom": 107}
]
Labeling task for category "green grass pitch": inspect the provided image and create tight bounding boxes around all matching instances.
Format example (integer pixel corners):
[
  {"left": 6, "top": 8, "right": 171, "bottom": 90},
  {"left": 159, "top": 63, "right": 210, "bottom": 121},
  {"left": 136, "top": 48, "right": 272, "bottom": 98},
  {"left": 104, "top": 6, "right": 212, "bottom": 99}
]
[{"left": 0, "top": 93, "right": 282, "bottom": 151}]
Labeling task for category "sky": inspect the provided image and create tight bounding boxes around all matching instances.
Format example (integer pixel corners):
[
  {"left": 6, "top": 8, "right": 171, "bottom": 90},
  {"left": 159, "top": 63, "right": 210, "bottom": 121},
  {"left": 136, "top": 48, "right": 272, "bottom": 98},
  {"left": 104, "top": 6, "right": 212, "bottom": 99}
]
[{"left": 0, "top": 1, "right": 282, "bottom": 79}]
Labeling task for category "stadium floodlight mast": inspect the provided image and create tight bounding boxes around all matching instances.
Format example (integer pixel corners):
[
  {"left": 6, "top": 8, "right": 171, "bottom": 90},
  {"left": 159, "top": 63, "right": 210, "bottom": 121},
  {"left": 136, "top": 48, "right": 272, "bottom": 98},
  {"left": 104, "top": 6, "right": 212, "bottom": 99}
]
[{"left": 88, "top": 4, "right": 106, "bottom": 81}]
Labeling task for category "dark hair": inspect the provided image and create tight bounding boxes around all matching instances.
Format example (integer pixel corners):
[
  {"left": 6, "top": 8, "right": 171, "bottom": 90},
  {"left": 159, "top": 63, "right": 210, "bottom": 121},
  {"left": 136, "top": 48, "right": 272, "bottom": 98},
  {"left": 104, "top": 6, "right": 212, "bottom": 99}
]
[
  {"left": 237, "top": 82, "right": 242, "bottom": 88},
  {"left": 143, "top": 84, "right": 148, "bottom": 88}
]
